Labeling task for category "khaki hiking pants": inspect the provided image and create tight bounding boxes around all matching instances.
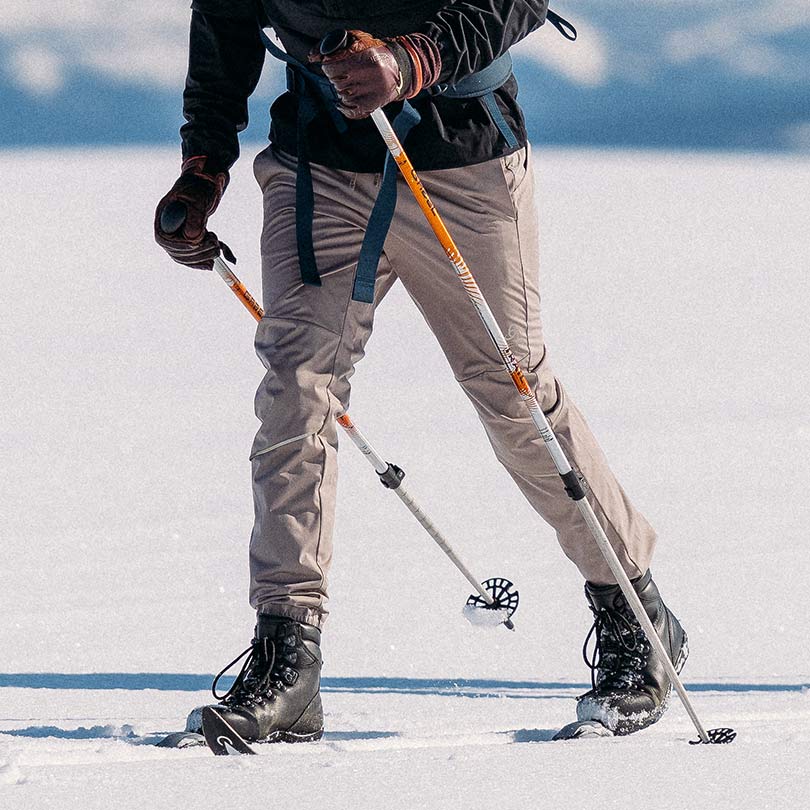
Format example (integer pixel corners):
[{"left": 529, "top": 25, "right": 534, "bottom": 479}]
[{"left": 249, "top": 144, "right": 656, "bottom": 628}]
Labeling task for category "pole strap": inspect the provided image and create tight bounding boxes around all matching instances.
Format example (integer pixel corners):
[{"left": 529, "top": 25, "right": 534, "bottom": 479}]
[{"left": 546, "top": 10, "right": 578, "bottom": 41}]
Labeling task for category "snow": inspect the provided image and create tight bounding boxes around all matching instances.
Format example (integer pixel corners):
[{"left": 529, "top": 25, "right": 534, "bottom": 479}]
[
  {"left": 461, "top": 604, "right": 512, "bottom": 627},
  {"left": 1, "top": 145, "right": 809, "bottom": 808}
]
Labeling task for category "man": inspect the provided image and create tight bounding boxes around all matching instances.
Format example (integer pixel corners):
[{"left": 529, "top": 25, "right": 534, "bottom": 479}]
[{"left": 155, "top": 0, "right": 686, "bottom": 742}]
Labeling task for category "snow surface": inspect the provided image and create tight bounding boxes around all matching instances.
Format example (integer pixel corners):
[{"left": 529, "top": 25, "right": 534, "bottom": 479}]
[{"left": 1, "top": 146, "right": 809, "bottom": 808}]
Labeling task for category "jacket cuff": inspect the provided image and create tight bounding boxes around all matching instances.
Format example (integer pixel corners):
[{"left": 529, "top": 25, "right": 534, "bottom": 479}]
[
  {"left": 391, "top": 34, "right": 442, "bottom": 97},
  {"left": 180, "top": 152, "right": 231, "bottom": 178},
  {"left": 386, "top": 40, "right": 415, "bottom": 96}
]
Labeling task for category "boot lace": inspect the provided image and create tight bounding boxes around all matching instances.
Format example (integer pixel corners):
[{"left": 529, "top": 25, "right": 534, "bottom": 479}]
[
  {"left": 211, "top": 632, "right": 300, "bottom": 707},
  {"left": 583, "top": 605, "right": 649, "bottom": 692}
]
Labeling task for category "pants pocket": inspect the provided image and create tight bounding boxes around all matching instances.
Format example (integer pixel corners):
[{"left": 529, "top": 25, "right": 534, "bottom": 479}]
[
  {"left": 253, "top": 145, "right": 296, "bottom": 192},
  {"left": 499, "top": 144, "right": 530, "bottom": 196}
]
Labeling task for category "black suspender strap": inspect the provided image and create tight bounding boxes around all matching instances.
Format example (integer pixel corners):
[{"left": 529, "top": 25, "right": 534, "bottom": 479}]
[
  {"left": 352, "top": 101, "right": 421, "bottom": 303},
  {"left": 260, "top": 29, "right": 347, "bottom": 290},
  {"left": 434, "top": 52, "right": 518, "bottom": 149},
  {"left": 257, "top": 28, "right": 527, "bottom": 301}
]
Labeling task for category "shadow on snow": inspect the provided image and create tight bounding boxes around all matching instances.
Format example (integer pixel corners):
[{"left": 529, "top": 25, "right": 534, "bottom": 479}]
[
  {"left": 1, "top": 723, "right": 559, "bottom": 745},
  {"left": 0, "top": 673, "right": 805, "bottom": 694}
]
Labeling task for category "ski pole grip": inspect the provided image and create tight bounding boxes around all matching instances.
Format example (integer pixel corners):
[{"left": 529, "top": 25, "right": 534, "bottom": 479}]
[
  {"left": 160, "top": 200, "right": 188, "bottom": 235},
  {"left": 320, "top": 29, "right": 348, "bottom": 56}
]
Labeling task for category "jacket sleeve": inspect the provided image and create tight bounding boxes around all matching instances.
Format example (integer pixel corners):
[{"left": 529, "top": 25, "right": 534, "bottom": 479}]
[
  {"left": 419, "top": 0, "right": 549, "bottom": 85},
  {"left": 180, "top": 4, "right": 266, "bottom": 173}
]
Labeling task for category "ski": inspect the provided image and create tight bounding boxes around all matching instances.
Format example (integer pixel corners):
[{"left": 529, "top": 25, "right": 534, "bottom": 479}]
[
  {"left": 154, "top": 730, "right": 207, "bottom": 749},
  {"left": 153, "top": 719, "right": 612, "bottom": 750},
  {"left": 202, "top": 706, "right": 257, "bottom": 755},
  {"left": 552, "top": 720, "right": 614, "bottom": 741},
  {"left": 191, "top": 717, "right": 618, "bottom": 757}
]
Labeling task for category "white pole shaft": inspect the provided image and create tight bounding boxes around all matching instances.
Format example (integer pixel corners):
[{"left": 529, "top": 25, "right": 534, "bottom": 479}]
[
  {"left": 338, "top": 415, "right": 495, "bottom": 606},
  {"left": 214, "top": 257, "right": 233, "bottom": 282},
  {"left": 370, "top": 108, "right": 709, "bottom": 742},
  {"left": 576, "top": 499, "right": 709, "bottom": 740}
]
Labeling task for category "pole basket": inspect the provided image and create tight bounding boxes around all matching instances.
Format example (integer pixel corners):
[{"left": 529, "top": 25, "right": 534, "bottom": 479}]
[
  {"left": 690, "top": 727, "right": 737, "bottom": 745},
  {"left": 464, "top": 577, "right": 519, "bottom": 630}
]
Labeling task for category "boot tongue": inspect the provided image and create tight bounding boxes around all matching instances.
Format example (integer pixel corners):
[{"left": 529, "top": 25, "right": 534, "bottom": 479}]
[
  {"left": 255, "top": 613, "right": 321, "bottom": 646},
  {"left": 256, "top": 615, "right": 297, "bottom": 641},
  {"left": 584, "top": 581, "right": 623, "bottom": 612},
  {"left": 585, "top": 570, "right": 653, "bottom": 613},
  {"left": 255, "top": 615, "right": 321, "bottom": 645}
]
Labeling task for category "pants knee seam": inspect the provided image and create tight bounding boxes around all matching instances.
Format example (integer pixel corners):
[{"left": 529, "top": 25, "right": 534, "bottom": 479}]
[{"left": 250, "top": 432, "right": 313, "bottom": 461}]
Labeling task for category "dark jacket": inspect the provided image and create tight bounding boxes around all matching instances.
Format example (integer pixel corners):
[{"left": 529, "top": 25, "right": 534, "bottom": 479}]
[{"left": 182, "top": 1, "right": 550, "bottom": 173}]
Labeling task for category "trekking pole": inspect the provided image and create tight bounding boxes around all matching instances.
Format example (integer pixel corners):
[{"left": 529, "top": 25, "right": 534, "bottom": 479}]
[
  {"left": 317, "top": 30, "right": 734, "bottom": 744},
  {"left": 335, "top": 411, "right": 517, "bottom": 629},
  {"left": 158, "top": 201, "right": 519, "bottom": 630},
  {"left": 213, "top": 254, "right": 519, "bottom": 630}
]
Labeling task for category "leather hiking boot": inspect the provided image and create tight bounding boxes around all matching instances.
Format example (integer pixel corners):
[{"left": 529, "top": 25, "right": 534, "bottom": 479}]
[
  {"left": 197, "top": 615, "right": 323, "bottom": 743},
  {"left": 576, "top": 570, "right": 688, "bottom": 735}
]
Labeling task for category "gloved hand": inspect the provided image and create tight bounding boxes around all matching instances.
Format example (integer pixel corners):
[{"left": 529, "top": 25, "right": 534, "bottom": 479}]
[
  {"left": 154, "top": 156, "right": 231, "bottom": 270},
  {"left": 309, "top": 30, "right": 441, "bottom": 120}
]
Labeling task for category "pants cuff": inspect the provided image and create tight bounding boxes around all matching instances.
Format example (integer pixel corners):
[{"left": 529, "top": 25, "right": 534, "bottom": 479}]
[{"left": 255, "top": 603, "right": 326, "bottom": 629}]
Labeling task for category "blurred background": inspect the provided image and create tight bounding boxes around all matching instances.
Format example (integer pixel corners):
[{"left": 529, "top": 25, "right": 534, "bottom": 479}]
[
  {"left": 2, "top": 0, "right": 809, "bottom": 153},
  {"left": 1, "top": 1, "right": 808, "bottom": 684}
]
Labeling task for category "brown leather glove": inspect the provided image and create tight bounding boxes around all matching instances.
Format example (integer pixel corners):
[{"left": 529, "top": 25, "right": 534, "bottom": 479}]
[
  {"left": 154, "top": 156, "right": 230, "bottom": 270},
  {"left": 309, "top": 30, "right": 441, "bottom": 120}
]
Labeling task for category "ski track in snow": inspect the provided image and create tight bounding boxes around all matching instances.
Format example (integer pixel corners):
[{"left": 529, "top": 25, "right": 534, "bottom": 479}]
[
  {"left": 2, "top": 146, "right": 810, "bottom": 807},
  {"left": 0, "top": 688, "right": 808, "bottom": 808},
  {"left": 1, "top": 686, "right": 809, "bottom": 808}
]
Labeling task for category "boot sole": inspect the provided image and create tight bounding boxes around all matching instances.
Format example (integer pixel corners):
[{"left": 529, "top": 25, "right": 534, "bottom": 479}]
[
  {"left": 255, "top": 693, "right": 324, "bottom": 744},
  {"left": 258, "top": 728, "right": 324, "bottom": 744}
]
